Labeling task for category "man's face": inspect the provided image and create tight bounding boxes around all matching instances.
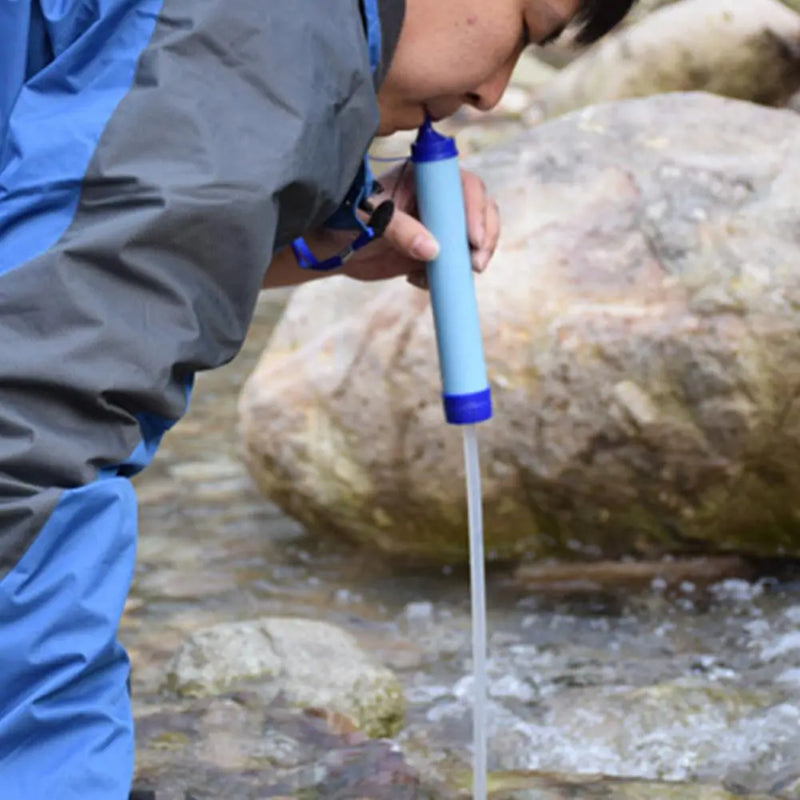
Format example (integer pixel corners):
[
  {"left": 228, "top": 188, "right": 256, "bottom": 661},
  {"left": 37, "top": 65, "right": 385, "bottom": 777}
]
[{"left": 377, "top": 0, "right": 582, "bottom": 134}]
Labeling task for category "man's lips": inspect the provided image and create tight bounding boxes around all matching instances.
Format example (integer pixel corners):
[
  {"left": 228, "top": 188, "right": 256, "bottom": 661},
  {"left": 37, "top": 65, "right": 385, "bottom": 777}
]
[
  {"left": 425, "top": 99, "right": 466, "bottom": 123},
  {"left": 424, "top": 107, "right": 448, "bottom": 123}
]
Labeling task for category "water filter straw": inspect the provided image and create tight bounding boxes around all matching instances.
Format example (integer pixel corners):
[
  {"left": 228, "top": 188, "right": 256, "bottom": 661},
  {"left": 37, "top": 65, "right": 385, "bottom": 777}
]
[{"left": 411, "top": 119, "right": 493, "bottom": 425}]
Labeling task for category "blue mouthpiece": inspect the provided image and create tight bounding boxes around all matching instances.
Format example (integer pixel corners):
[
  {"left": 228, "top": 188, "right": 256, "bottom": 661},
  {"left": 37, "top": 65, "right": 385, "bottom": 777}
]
[
  {"left": 411, "top": 120, "right": 492, "bottom": 425},
  {"left": 411, "top": 117, "right": 459, "bottom": 163}
]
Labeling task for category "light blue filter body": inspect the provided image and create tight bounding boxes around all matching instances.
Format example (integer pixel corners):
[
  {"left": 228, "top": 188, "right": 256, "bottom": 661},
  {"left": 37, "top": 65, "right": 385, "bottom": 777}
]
[{"left": 411, "top": 121, "right": 492, "bottom": 424}]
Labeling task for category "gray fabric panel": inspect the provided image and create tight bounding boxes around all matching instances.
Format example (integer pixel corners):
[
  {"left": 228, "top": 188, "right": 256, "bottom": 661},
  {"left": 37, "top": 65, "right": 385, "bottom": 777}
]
[{"left": 0, "top": 0, "right": 377, "bottom": 577}]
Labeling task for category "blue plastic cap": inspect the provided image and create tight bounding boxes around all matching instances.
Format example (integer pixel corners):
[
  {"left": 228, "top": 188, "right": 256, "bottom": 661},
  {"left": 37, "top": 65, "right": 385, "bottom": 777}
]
[
  {"left": 411, "top": 117, "right": 459, "bottom": 163},
  {"left": 442, "top": 388, "right": 493, "bottom": 425}
]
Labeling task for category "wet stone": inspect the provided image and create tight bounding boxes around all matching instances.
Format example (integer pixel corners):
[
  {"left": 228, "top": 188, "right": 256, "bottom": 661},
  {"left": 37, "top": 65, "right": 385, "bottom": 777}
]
[
  {"left": 485, "top": 771, "right": 775, "bottom": 799},
  {"left": 165, "top": 617, "right": 405, "bottom": 739},
  {"left": 135, "top": 700, "right": 431, "bottom": 800}
]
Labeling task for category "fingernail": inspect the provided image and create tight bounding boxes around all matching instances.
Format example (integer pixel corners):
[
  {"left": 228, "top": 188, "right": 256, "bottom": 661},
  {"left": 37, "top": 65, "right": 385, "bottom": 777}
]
[
  {"left": 411, "top": 235, "right": 440, "bottom": 261},
  {"left": 471, "top": 250, "right": 489, "bottom": 272}
]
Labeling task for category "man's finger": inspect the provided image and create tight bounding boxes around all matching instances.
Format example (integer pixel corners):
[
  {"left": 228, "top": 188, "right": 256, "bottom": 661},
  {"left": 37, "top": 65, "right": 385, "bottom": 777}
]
[
  {"left": 472, "top": 198, "right": 501, "bottom": 273},
  {"left": 462, "top": 171, "right": 488, "bottom": 251},
  {"left": 383, "top": 206, "right": 439, "bottom": 262},
  {"left": 486, "top": 197, "right": 501, "bottom": 255}
]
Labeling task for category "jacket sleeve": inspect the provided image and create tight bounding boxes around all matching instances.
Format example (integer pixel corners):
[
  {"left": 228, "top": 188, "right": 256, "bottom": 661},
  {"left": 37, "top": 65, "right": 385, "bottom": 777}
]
[{"left": 0, "top": 0, "right": 378, "bottom": 561}]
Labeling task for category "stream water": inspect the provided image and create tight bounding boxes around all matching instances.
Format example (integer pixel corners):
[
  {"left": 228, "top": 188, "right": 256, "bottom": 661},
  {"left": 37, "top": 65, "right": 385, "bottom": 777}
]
[{"left": 125, "top": 291, "right": 800, "bottom": 800}]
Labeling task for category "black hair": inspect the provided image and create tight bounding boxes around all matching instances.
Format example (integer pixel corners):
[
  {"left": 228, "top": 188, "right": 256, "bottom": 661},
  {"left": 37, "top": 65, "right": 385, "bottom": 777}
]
[{"left": 572, "top": 0, "right": 639, "bottom": 44}]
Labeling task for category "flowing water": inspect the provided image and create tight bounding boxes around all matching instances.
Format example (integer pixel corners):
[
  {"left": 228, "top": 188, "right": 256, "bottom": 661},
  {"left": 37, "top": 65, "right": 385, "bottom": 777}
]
[{"left": 125, "top": 290, "right": 800, "bottom": 799}]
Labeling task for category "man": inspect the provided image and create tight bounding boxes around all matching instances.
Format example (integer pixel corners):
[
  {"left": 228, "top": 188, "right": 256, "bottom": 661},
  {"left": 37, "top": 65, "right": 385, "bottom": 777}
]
[{"left": 0, "top": 0, "right": 637, "bottom": 797}]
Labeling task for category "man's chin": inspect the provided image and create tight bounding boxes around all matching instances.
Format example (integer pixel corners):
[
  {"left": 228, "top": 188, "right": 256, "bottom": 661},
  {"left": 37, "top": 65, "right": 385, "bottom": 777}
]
[{"left": 376, "top": 104, "right": 429, "bottom": 136}]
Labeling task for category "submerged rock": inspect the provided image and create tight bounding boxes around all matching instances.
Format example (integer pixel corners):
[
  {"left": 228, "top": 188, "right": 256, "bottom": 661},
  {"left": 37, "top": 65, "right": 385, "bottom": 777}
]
[
  {"left": 165, "top": 617, "right": 404, "bottom": 738},
  {"left": 134, "top": 698, "right": 434, "bottom": 799},
  {"left": 525, "top": 0, "right": 800, "bottom": 124},
  {"left": 485, "top": 770, "right": 773, "bottom": 799},
  {"left": 513, "top": 556, "right": 753, "bottom": 594},
  {"left": 241, "top": 93, "right": 800, "bottom": 563}
]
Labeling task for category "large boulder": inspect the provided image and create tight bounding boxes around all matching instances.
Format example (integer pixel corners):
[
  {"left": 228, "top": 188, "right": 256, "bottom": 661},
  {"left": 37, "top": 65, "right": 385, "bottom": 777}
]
[
  {"left": 240, "top": 93, "right": 800, "bottom": 564},
  {"left": 525, "top": 0, "right": 800, "bottom": 124}
]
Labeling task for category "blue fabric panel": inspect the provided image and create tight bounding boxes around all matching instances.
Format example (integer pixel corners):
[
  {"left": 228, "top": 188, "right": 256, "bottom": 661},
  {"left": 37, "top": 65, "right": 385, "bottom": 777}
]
[
  {"left": 0, "top": 0, "right": 163, "bottom": 276},
  {"left": 362, "top": 0, "right": 383, "bottom": 75},
  {"left": 0, "top": 479, "right": 138, "bottom": 799},
  {"left": 0, "top": 3, "right": 34, "bottom": 138},
  {"left": 24, "top": 3, "right": 55, "bottom": 83}
]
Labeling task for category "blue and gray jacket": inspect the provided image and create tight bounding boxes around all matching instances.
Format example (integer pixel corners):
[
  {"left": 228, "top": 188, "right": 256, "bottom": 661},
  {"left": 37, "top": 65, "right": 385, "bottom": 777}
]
[{"left": 0, "top": 1, "right": 404, "bottom": 797}]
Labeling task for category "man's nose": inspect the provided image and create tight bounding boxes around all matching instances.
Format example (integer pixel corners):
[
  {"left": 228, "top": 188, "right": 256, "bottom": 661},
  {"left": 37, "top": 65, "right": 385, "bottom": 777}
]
[{"left": 464, "top": 63, "right": 516, "bottom": 112}]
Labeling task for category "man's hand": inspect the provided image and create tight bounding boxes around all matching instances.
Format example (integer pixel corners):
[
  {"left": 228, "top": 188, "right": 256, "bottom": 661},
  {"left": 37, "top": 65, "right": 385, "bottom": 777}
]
[
  {"left": 261, "top": 162, "right": 500, "bottom": 290},
  {"left": 342, "top": 162, "right": 501, "bottom": 288}
]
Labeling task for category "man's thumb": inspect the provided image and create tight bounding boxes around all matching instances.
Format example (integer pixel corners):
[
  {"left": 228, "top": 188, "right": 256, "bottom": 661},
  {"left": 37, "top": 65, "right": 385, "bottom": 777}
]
[{"left": 383, "top": 207, "right": 439, "bottom": 262}]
